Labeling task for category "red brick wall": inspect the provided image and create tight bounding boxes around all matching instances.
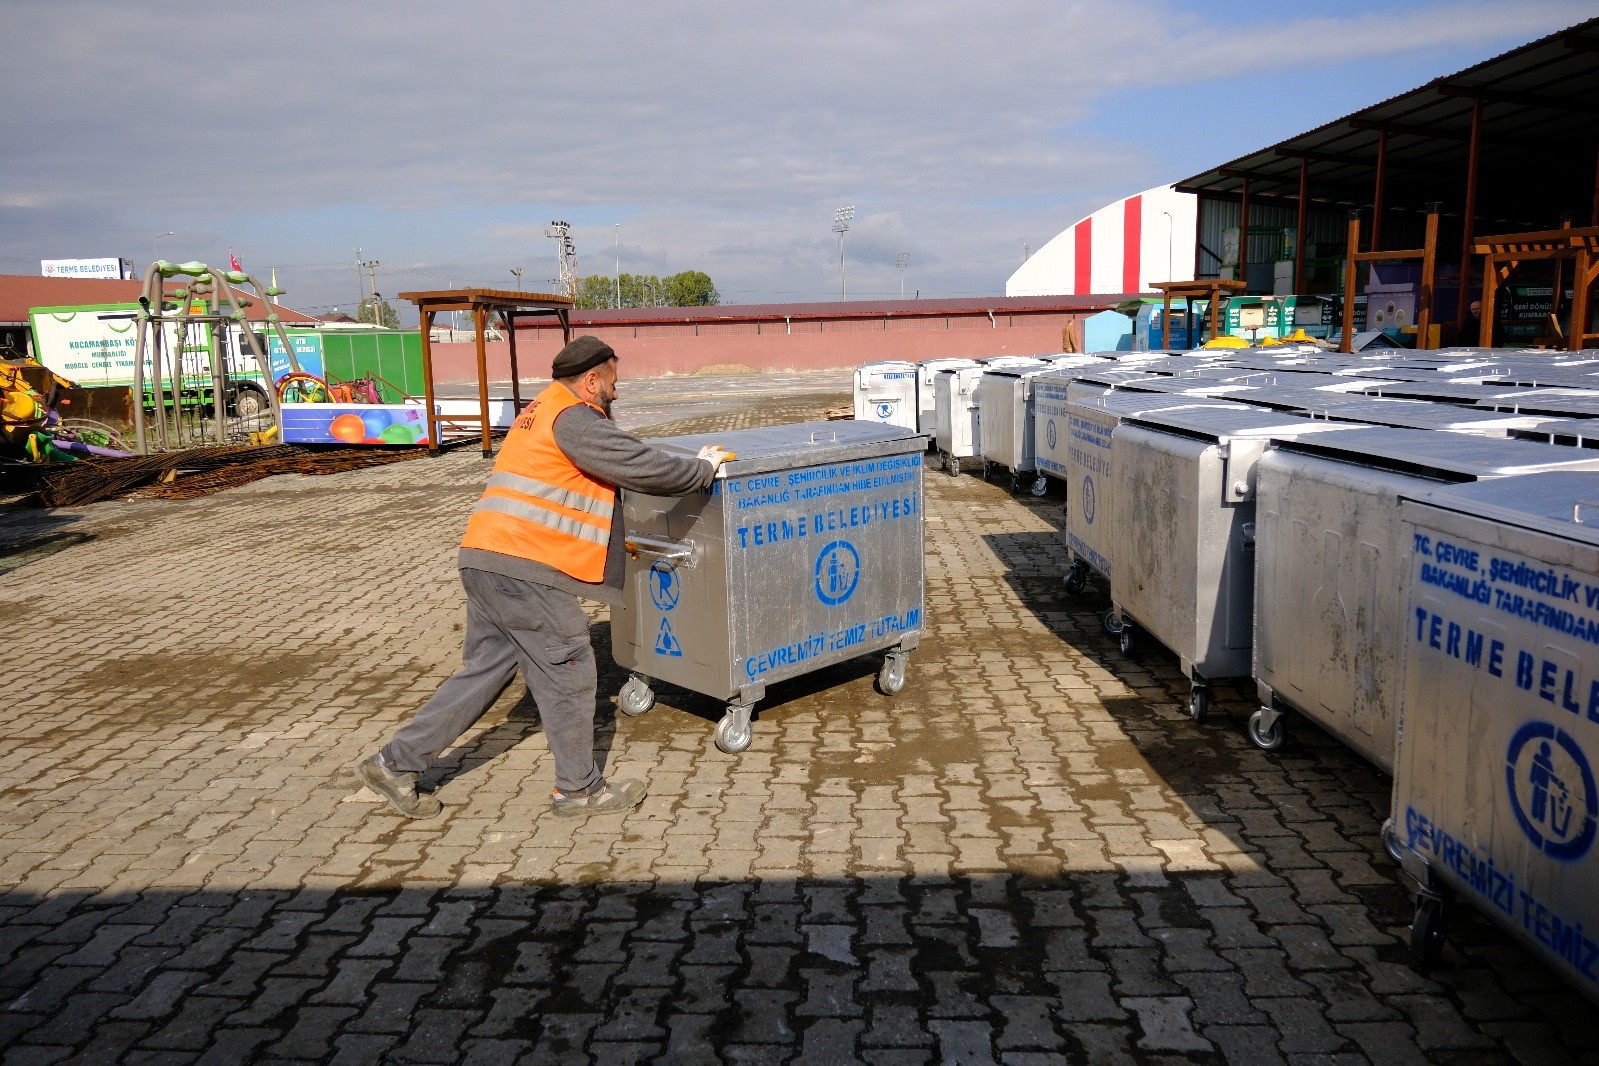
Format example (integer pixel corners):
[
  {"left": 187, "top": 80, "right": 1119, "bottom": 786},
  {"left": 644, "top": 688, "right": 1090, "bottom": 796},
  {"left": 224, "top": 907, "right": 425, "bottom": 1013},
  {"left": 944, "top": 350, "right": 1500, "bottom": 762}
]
[{"left": 427, "top": 312, "right": 1089, "bottom": 384}]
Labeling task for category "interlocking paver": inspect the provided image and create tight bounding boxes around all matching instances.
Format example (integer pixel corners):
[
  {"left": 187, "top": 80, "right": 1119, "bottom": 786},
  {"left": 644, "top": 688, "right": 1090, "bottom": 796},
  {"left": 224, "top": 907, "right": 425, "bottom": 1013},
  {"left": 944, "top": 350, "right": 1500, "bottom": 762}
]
[{"left": 3, "top": 374, "right": 1598, "bottom": 1063}]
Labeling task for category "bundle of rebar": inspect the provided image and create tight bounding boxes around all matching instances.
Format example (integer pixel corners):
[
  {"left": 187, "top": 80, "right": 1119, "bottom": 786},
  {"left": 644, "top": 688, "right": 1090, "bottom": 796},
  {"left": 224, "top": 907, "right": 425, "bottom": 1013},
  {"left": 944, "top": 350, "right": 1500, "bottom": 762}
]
[{"left": 30, "top": 444, "right": 429, "bottom": 507}]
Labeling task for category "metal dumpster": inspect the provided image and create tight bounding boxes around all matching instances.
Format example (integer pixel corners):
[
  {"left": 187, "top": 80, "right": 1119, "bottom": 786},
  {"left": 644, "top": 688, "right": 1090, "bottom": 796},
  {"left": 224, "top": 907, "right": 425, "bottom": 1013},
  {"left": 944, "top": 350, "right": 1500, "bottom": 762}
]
[
  {"left": 1252, "top": 428, "right": 1599, "bottom": 768},
  {"left": 1110, "top": 407, "right": 1350, "bottom": 720},
  {"left": 852, "top": 361, "right": 920, "bottom": 429},
  {"left": 611, "top": 420, "right": 925, "bottom": 754},
  {"left": 1510, "top": 417, "right": 1599, "bottom": 449},
  {"left": 932, "top": 364, "right": 985, "bottom": 475},
  {"left": 976, "top": 363, "right": 1052, "bottom": 492},
  {"left": 1058, "top": 389, "right": 1249, "bottom": 636},
  {"left": 915, "top": 359, "right": 978, "bottom": 436},
  {"left": 1390, "top": 472, "right": 1599, "bottom": 998}
]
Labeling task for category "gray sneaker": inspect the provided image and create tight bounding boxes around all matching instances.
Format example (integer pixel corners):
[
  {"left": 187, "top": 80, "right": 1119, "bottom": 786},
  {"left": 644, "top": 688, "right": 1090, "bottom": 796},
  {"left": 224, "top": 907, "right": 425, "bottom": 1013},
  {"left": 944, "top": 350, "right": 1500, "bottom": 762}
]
[
  {"left": 551, "top": 778, "right": 646, "bottom": 818},
  {"left": 356, "top": 752, "right": 443, "bottom": 819}
]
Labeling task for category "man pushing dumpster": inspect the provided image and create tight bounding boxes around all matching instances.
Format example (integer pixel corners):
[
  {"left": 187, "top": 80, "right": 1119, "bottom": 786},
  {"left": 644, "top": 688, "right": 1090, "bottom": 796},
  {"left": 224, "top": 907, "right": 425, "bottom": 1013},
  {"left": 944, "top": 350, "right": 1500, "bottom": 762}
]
[{"left": 354, "top": 336, "right": 732, "bottom": 819}]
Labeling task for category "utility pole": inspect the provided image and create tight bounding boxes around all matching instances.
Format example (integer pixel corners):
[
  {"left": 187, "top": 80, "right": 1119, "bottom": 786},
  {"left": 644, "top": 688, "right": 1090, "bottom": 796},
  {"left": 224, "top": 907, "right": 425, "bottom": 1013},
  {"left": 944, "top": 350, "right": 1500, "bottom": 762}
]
[
  {"left": 896, "top": 251, "right": 910, "bottom": 299},
  {"left": 833, "top": 206, "right": 855, "bottom": 301},
  {"left": 544, "top": 221, "right": 577, "bottom": 300},
  {"left": 357, "top": 252, "right": 382, "bottom": 324},
  {"left": 510, "top": 267, "right": 524, "bottom": 290},
  {"left": 614, "top": 223, "right": 621, "bottom": 309}
]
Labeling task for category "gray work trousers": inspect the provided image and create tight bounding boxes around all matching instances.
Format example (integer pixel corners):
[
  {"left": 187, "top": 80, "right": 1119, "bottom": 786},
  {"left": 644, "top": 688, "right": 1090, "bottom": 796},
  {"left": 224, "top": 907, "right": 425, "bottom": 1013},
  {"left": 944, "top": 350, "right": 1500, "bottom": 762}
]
[{"left": 382, "top": 567, "right": 603, "bottom": 794}]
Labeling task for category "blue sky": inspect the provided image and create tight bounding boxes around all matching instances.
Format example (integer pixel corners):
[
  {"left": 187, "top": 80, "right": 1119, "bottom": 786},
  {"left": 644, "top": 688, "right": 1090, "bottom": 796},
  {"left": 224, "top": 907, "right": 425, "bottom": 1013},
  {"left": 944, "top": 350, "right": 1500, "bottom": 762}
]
[{"left": 0, "top": 0, "right": 1590, "bottom": 322}]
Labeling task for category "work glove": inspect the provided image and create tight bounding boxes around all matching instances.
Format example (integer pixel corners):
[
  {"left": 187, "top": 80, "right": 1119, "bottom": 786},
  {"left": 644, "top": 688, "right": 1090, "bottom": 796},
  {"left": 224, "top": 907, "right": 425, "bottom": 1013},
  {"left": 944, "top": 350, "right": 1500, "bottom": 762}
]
[{"left": 696, "top": 444, "right": 734, "bottom": 470}]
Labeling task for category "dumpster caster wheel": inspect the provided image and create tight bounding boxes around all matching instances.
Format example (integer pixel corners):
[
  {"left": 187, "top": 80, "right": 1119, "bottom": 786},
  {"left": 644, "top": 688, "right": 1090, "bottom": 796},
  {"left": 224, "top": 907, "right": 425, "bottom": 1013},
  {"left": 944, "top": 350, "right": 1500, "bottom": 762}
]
[
  {"left": 1102, "top": 609, "right": 1122, "bottom": 636},
  {"left": 618, "top": 675, "right": 655, "bottom": 717},
  {"left": 947, "top": 455, "right": 961, "bottom": 477},
  {"left": 1247, "top": 707, "right": 1286, "bottom": 752},
  {"left": 1031, "top": 475, "right": 1048, "bottom": 497},
  {"left": 1188, "top": 685, "right": 1210, "bottom": 724},
  {"left": 981, "top": 461, "right": 991, "bottom": 481},
  {"left": 1411, "top": 891, "right": 1449, "bottom": 973},
  {"left": 1063, "top": 564, "right": 1087, "bottom": 595},
  {"left": 1118, "top": 624, "right": 1135, "bottom": 656},
  {"left": 1009, "top": 473, "right": 1022, "bottom": 493},
  {"left": 876, "top": 654, "right": 907, "bottom": 696},
  {"left": 714, "top": 706, "right": 753, "bottom": 754}
]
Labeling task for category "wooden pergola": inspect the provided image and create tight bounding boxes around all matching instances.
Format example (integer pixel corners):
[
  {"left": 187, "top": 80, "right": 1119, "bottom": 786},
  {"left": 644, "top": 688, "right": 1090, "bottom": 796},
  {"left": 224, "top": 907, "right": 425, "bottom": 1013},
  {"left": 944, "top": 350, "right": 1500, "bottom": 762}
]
[
  {"left": 398, "top": 288, "right": 572, "bottom": 456},
  {"left": 1477, "top": 225, "right": 1599, "bottom": 351},
  {"left": 1148, "top": 280, "right": 1246, "bottom": 347}
]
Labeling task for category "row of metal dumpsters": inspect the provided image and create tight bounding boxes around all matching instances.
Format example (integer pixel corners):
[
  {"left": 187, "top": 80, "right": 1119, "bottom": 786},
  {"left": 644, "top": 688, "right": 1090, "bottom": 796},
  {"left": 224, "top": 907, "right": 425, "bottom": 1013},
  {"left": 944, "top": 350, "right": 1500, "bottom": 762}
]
[{"left": 851, "top": 346, "right": 1599, "bottom": 1000}]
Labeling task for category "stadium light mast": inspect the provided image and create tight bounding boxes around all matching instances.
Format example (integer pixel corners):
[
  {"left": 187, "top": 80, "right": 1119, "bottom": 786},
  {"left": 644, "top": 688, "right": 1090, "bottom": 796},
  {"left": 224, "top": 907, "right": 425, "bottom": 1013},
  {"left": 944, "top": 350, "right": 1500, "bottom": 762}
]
[
  {"left": 544, "top": 221, "right": 578, "bottom": 300},
  {"left": 896, "top": 251, "right": 910, "bottom": 299},
  {"left": 833, "top": 206, "right": 855, "bottom": 301}
]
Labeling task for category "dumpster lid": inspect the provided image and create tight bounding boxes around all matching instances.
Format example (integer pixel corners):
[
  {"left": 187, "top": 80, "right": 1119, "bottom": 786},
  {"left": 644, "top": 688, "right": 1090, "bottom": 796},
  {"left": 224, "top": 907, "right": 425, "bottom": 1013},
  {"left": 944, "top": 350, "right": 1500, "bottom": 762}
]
[
  {"left": 1123, "top": 404, "right": 1341, "bottom": 441},
  {"left": 1475, "top": 388, "right": 1599, "bottom": 417},
  {"left": 649, "top": 419, "right": 927, "bottom": 477},
  {"left": 1280, "top": 397, "right": 1549, "bottom": 434},
  {"left": 1508, "top": 417, "right": 1599, "bottom": 444},
  {"left": 1074, "top": 392, "right": 1251, "bottom": 418},
  {"left": 1402, "top": 471, "right": 1599, "bottom": 548},
  {"left": 1269, "top": 425, "right": 1599, "bottom": 479}
]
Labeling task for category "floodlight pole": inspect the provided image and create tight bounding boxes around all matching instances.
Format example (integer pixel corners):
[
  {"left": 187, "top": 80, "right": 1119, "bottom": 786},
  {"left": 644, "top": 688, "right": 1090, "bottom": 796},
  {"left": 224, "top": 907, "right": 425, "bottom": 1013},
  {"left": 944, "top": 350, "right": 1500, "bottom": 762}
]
[
  {"left": 833, "top": 206, "right": 855, "bottom": 300},
  {"left": 896, "top": 251, "right": 909, "bottom": 299}
]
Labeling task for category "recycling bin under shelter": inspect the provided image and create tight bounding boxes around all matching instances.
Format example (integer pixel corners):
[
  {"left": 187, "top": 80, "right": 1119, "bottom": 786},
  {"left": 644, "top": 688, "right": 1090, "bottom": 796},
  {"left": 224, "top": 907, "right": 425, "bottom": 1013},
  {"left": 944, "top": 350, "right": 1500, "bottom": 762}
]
[
  {"left": 1391, "top": 472, "right": 1599, "bottom": 1000},
  {"left": 611, "top": 420, "right": 926, "bottom": 754},
  {"left": 1251, "top": 427, "right": 1599, "bottom": 770},
  {"left": 852, "top": 361, "right": 920, "bottom": 430},
  {"left": 1110, "top": 406, "right": 1350, "bottom": 721}
]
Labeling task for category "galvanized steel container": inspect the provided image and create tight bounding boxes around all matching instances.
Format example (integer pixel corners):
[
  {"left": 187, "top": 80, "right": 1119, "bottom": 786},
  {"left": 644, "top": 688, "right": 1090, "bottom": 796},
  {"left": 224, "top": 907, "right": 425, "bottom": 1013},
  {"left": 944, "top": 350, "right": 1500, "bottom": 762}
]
[
  {"left": 1252, "top": 428, "right": 1599, "bottom": 769},
  {"left": 852, "top": 361, "right": 920, "bottom": 430},
  {"left": 932, "top": 364, "right": 985, "bottom": 475},
  {"left": 611, "top": 420, "right": 925, "bottom": 754},
  {"left": 976, "top": 363, "right": 1052, "bottom": 491},
  {"left": 1109, "top": 406, "right": 1350, "bottom": 720},
  {"left": 915, "top": 359, "right": 979, "bottom": 436},
  {"left": 1390, "top": 472, "right": 1599, "bottom": 1000}
]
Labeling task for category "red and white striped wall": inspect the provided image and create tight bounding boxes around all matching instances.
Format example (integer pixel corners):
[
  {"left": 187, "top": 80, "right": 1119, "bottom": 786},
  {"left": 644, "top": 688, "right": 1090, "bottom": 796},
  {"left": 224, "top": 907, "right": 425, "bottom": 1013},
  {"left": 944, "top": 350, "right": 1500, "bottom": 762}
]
[{"left": 1007, "top": 184, "right": 1197, "bottom": 296}]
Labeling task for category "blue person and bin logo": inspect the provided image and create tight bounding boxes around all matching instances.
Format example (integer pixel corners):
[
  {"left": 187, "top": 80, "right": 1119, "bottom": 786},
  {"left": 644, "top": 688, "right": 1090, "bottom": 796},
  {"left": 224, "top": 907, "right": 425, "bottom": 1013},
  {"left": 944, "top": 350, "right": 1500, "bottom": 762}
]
[
  {"left": 815, "top": 540, "right": 861, "bottom": 606},
  {"left": 1505, "top": 721, "right": 1597, "bottom": 861}
]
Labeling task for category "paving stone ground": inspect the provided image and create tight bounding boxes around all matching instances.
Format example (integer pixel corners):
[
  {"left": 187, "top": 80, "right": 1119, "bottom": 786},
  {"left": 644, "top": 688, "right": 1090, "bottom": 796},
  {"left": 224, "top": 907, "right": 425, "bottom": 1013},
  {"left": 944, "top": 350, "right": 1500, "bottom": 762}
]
[{"left": 1, "top": 378, "right": 1596, "bottom": 1064}]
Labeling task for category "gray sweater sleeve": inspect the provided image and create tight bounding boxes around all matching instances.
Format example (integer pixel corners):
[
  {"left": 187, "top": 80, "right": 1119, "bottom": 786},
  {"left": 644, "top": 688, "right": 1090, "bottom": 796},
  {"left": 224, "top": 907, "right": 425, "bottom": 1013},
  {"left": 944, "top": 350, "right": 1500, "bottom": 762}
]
[{"left": 553, "top": 405, "right": 716, "bottom": 496}]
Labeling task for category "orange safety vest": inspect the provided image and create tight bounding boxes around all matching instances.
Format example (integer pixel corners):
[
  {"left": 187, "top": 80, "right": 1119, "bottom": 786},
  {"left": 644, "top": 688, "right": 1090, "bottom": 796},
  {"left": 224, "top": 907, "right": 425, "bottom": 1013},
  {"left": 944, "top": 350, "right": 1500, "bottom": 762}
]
[{"left": 460, "top": 382, "right": 617, "bottom": 582}]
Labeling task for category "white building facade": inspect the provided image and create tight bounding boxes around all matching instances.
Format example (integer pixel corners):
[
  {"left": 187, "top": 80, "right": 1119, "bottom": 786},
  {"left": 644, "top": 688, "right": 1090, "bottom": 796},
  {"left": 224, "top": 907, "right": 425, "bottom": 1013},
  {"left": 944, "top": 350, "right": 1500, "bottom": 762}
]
[{"left": 1007, "top": 184, "right": 1197, "bottom": 297}]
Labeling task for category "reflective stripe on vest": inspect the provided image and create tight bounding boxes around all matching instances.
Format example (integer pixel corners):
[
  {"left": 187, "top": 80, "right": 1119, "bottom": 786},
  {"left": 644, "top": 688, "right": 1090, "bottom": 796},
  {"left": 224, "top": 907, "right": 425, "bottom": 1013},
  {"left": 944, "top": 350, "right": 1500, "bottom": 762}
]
[
  {"left": 481, "top": 471, "right": 615, "bottom": 520},
  {"left": 459, "top": 382, "right": 617, "bottom": 581}
]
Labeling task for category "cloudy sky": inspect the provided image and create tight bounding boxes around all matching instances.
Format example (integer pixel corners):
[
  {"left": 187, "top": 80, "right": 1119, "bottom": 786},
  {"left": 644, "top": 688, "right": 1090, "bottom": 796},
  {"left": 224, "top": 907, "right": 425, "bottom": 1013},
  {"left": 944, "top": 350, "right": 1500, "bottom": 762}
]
[{"left": 1, "top": 0, "right": 1589, "bottom": 321}]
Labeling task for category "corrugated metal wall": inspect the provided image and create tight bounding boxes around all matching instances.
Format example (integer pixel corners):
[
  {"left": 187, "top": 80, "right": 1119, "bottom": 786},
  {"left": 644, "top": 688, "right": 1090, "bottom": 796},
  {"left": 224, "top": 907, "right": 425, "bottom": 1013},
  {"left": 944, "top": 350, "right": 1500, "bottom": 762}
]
[{"left": 1196, "top": 196, "right": 1429, "bottom": 289}]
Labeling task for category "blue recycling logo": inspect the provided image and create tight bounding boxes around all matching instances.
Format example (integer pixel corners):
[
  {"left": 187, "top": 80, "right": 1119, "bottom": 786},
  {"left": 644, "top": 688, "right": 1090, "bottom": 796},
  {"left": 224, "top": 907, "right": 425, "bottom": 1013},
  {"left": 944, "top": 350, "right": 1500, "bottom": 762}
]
[
  {"left": 814, "top": 540, "right": 861, "bottom": 606},
  {"left": 1046, "top": 418, "right": 1058, "bottom": 450},
  {"left": 1081, "top": 475, "right": 1097, "bottom": 526},
  {"left": 649, "top": 562, "right": 679, "bottom": 611},
  {"left": 1506, "top": 721, "right": 1596, "bottom": 861},
  {"left": 874, "top": 401, "right": 895, "bottom": 420},
  {"left": 654, "top": 617, "right": 683, "bottom": 657}
]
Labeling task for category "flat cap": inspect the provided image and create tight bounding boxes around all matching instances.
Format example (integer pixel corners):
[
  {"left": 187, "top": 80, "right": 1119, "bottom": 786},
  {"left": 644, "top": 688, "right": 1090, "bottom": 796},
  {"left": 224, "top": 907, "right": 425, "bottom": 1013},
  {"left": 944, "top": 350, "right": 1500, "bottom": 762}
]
[{"left": 551, "top": 335, "right": 616, "bottom": 378}]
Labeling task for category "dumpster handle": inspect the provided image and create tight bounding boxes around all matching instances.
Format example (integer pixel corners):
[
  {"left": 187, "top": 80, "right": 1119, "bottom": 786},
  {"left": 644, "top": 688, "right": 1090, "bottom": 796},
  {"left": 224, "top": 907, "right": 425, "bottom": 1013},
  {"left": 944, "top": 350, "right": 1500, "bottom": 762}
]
[
  {"left": 1575, "top": 501, "right": 1599, "bottom": 524},
  {"left": 808, "top": 430, "right": 839, "bottom": 444},
  {"left": 624, "top": 534, "right": 697, "bottom": 565}
]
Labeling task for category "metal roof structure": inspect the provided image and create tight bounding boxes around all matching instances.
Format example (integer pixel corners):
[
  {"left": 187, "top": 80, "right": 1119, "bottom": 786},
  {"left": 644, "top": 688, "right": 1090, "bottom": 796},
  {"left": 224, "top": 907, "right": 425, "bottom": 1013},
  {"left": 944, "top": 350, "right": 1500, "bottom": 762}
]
[{"left": 1175, "top": 17, "right": 1599, "bottom": 231}]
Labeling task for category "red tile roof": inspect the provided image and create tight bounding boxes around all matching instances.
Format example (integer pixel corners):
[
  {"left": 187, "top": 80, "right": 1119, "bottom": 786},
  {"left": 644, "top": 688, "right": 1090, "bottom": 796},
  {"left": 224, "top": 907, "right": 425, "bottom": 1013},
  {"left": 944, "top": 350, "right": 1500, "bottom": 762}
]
[{"left": 0, "top": 274, "right": 317, "bottom": 326}]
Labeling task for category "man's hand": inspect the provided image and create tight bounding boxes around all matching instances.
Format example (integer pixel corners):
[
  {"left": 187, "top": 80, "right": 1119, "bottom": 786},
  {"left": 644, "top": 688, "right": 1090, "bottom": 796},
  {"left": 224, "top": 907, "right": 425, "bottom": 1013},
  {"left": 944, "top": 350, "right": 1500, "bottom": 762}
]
[{"left": 696, "top": 444, "right": 735, "bottom": 470}]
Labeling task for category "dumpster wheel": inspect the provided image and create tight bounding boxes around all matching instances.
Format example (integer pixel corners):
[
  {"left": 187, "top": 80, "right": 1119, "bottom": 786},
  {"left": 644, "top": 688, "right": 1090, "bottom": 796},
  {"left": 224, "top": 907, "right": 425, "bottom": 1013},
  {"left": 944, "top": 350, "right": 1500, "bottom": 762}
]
[
  {"left": 1118, "top": 624, "right": 1135, "bottom": 656},
  {"left": 1062, "top": 563, "right": 1088, "bottom": 595},
  {"left": 715, "top": 706, "right": 754, "bottom": 754},
  {"left": 619, "top": 675, "right": 655, "bottom": 717},
  {"left": 1030, "top": 475, "right": 1048, "bottom": 497},
  {"left": 1247, "top": 707, "right": 1286, "bottom": 751},
  {"left": 1101, "top": 609, "right": 1122, "bottom": 636},
  {"left": 946, "top": 454, "right": 961, "bottom": 478},
  {"left": 876, "top": 654, "right": 908, "bottom": 696},
  {"left": 1410, "top": 891, "right": 1449, "bottom": 973},
  {"left": 1188, "top": 685, "right": 1210, "bottom": 724}
]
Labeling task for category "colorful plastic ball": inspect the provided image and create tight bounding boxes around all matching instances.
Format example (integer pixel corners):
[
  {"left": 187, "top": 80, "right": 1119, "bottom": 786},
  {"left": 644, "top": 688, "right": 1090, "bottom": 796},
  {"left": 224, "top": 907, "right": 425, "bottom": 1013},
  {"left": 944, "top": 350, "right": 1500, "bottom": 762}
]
[{"left": 329, "top": 413, "right": 366, "bottom": 443}]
